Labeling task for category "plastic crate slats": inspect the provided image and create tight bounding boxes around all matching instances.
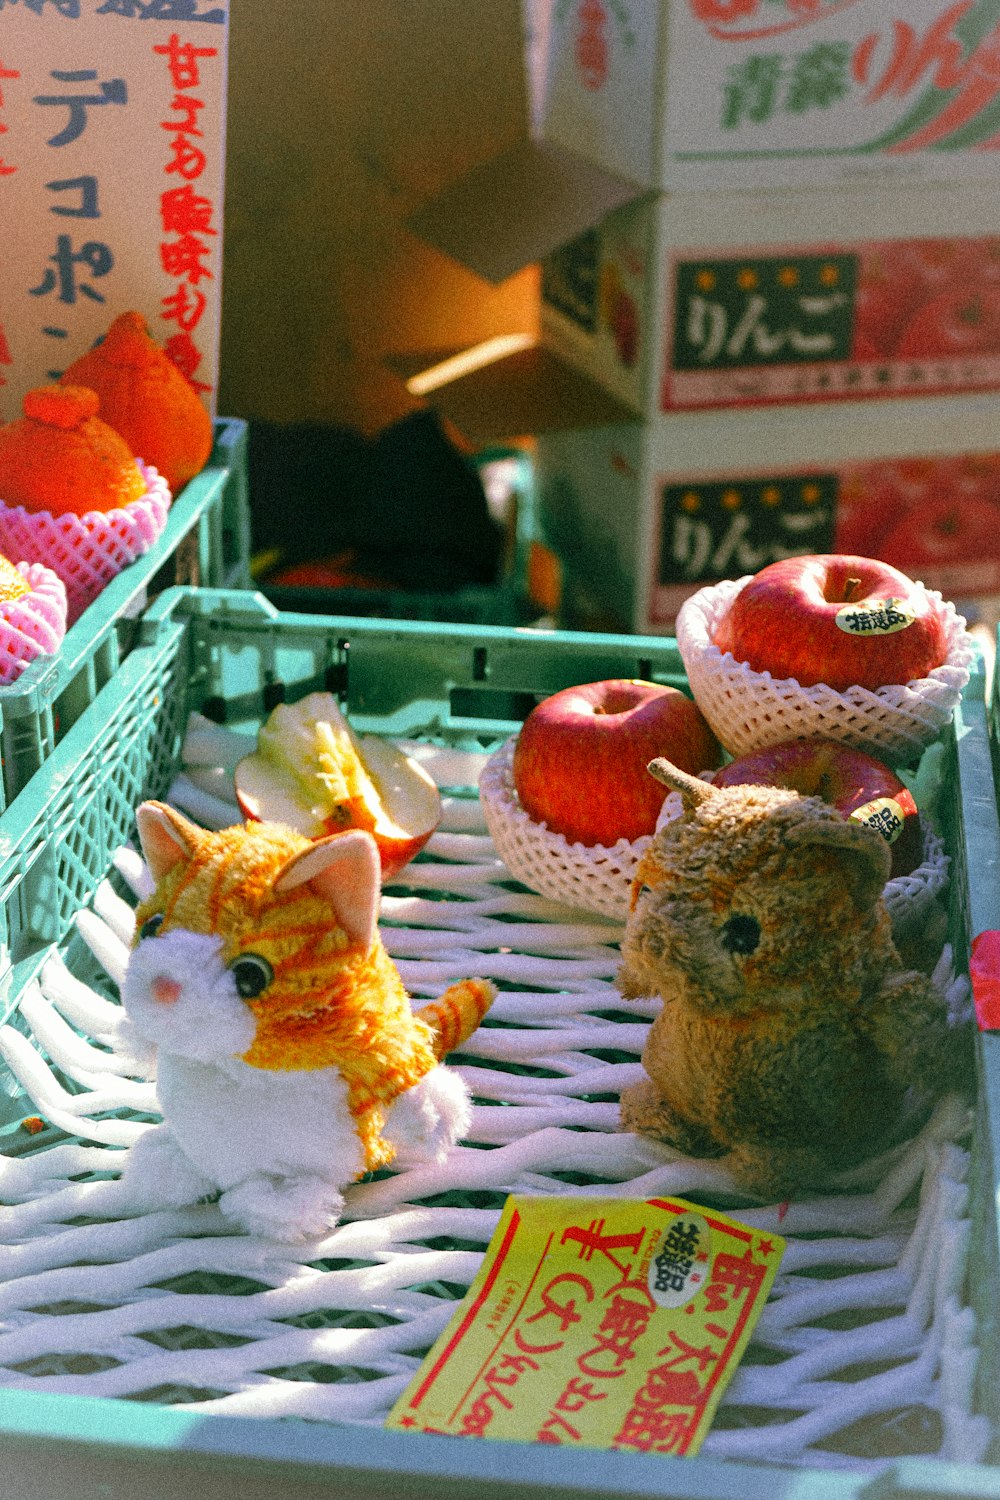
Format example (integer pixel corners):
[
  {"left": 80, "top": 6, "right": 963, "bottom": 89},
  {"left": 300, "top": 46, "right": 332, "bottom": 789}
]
[
  {"left": 0, "top": 593, "right": 993, "bottom": 1495},
  {"left": 0, "top": 831, "right": 984, "bottom": 1478}
]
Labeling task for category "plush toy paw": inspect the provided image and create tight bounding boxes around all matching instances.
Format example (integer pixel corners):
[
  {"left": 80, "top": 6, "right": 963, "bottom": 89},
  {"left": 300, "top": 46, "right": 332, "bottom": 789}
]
[
  {"left": 120, "top": 1123, "right": 216, "bottom": 1209},
  {"left": 726, "top": 1141, "right": 842, "bottom": 1202},
  {"left": 384, "top": 1066, "right": 471, "bottom": 1166},
  {"left": 113, "top": 1017, "right": 158, "bottom": 1078},
  {"left": 218, "top": 1172, "right": 345, "bottom": 1241},
  {"left": 620, "top": 1078, "right": 725, "bottom": 1159}
]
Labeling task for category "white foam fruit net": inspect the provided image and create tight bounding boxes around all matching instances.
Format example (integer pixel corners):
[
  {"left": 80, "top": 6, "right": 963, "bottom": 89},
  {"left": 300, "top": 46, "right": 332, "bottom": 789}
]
[
  {"left": 676, "top": 578, "right": 977, "bottom": 762},
  {"left": 479, "top": 735, "right": 652, "bottom": 920},
  {"left": 480, "top": 734, "right": 950, "bottom": 932},
  {"left": 0, "top": 461, "right": 171, "bottom": 626},
  {"left": 0, "top": 734, "right": 990, "bottom": 1473}
]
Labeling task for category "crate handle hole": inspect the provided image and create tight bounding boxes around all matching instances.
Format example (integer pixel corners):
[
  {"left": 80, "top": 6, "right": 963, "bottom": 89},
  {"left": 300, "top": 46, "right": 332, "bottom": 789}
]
[
  {"left": 201, "top": 696, "right": 227, "bottom": 724},
  {"left": 324, "top": 662, "right": 349, "bottom": 696}
]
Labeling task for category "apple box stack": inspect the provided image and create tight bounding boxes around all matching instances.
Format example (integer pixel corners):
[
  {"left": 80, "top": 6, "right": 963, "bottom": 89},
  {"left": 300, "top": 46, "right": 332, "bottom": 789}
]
[{"left": 532, "top": 0, "right": 1000, "bottom": 635}]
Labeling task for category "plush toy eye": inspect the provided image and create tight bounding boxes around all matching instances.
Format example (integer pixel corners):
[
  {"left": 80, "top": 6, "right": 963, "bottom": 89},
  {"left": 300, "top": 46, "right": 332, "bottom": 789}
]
[
  {"left": 721, "top": 913, "right": 761, "bottom": 956},
  {"left": 229, "top": 953, "right": 274, "bottom": 999},
  {"left": 139, "top": 913, "right": 164, "bottom": 940}
]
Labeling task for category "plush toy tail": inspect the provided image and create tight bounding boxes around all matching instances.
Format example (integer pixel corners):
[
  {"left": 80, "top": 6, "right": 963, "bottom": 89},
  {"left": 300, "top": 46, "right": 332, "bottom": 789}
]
[{"left": 418, "top": 978, "right": 496, "bottom": 1060}]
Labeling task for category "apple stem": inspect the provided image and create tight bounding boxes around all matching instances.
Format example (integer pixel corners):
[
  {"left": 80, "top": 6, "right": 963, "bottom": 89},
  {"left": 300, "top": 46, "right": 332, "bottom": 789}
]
[{"left": 844, "top": 576, "right": 863, "bottom": 602}]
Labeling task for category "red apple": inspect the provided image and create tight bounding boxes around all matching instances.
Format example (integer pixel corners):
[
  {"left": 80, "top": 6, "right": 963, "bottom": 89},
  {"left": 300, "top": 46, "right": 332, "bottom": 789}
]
[
  {"left": 852, "top": 245, "right": 928, "bottom": 357},
  {"left": 892, "top": 239, "right": 966, "bottom": 300},
  {"left": 512, "top": 679, "right": 721, "bottom": 847},
  {"left": 612, "top": 288, "right": 640, "bottom": 368},
  {"left": 714, "top": 554, "right": 948, "bottom": 693},
  {"left": 888, "top": 457, "right": 945, "bottom": 511},
  {"left": 711, "top": 737, "right": 922, "bottom": 879},
  {"left": 954, "top": 237, "right": 1000, "bottom": 288},
  {"left": 896, "top": 286, "right": 1000, "bottom": 360},
  {"left": 880, "top": 491, "right": 1000, "bottom": 571},
  {"left": 834, "top": 469, "right": 911, "bottom": 558},
  {"left": 234, "top": 692, "right": 441, "bottom": 881},
  {"left": 953, "top": 453, "right": 1000, "bottom": 503}
]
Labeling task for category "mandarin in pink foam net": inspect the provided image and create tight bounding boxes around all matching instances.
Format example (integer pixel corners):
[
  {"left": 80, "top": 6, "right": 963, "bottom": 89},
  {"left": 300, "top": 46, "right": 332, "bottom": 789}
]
[
  {"left": 0, "top": 560, "right": 68, "bottom": 684},
  {"left": 0, "top": 460, "right": 171, "bottom": 625}
]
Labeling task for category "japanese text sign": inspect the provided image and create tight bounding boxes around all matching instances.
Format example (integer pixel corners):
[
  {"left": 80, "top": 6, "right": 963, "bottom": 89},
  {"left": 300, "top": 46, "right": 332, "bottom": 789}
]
[
  {"left": 648, "top": 447, "right": 1000, "bottom": 628},
  {"left": 386, "top": 1195, "right": 784, "bottom": 1457},
  {"left": 0, "top": 0, "right": 228, "bottom": 422},
  {"left": 663, "top": 236, "right": 1000, "bottom": 411},
  {"left": 666, "top": 0, "right": 1000, "bottom": 190}
]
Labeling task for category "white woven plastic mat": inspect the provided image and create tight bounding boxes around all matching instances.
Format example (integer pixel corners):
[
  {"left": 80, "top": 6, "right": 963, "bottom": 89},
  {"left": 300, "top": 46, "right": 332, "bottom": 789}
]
[
  {"left": 0, "top": 736, "right": 990, "bottom": 1472},
  {"left": 676, "top": 578, "right": 976, "bottom": 762}
]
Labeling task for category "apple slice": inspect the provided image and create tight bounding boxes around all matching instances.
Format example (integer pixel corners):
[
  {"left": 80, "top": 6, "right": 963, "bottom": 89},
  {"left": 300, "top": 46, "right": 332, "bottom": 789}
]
[{"left": 234, "top": 692, "right": 441, "bottom": 881}]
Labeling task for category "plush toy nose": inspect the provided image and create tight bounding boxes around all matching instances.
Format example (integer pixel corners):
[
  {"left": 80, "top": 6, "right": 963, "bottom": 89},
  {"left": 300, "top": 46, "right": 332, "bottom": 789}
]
[{"left": 150, "top": 975, "right": 182, "bottom": 1006}]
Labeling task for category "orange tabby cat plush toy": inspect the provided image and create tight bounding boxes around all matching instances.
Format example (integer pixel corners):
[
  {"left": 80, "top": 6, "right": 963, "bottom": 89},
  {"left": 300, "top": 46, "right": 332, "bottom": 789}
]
[{"left": 119, "top": 802, "right": 496, "bottom": 1240}]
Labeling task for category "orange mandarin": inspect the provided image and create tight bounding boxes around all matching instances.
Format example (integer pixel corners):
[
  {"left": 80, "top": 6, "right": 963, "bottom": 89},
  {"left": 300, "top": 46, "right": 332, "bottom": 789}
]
[
  {"left": 0, "top": 385, "right": 147, "bottom": 518},
  {"left": 60, "top": 310, "right": 212, "bottom": 492}
]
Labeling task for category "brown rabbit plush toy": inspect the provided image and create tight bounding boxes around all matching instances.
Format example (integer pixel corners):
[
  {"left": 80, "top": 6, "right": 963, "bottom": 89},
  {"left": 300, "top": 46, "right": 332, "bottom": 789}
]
[{"left": 618, "top": 757, "right": 967, "bottom": 1199}]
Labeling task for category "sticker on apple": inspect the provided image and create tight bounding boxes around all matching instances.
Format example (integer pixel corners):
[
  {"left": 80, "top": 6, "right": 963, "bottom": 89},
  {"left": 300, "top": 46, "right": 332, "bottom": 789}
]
[
  {"left": 647, "top": 1211, "right": 711, "bottom": 1309},
  {"left": 850, "top": 792, "right": 917, "bottom": 848},
  {"left": 834, "top": 597, "right": 917, "bottom": 636}
]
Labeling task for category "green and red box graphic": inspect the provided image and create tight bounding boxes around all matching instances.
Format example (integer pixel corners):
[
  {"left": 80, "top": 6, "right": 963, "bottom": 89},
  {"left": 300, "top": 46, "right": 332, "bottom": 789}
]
[
  {"left": 649, "top": 451, "right": 1000, "bottom": 626},
  {"left": 664, "top": 236, "right": 1000, "bottom": 409},
  {"left": 666, "top": 0, "right": 1000, "bottom": 190}
]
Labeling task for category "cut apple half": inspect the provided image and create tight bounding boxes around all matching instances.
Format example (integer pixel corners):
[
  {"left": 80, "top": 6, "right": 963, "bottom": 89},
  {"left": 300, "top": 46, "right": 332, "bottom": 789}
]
[{"left": 234, "top": 692, "right": 441, "bottom": 881}]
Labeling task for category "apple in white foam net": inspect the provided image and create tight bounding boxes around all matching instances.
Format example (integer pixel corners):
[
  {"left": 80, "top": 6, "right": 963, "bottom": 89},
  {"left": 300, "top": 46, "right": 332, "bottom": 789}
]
[
  {"left": 714, "top": 553, "right": 948, "bottom": 693},
  {"left": 512, "top": 678, "right": 721, "bottom": 847},
  {"left": 711, "top": 737, "right": 922, "bottom": 880},
  {"left": 234, "top": 692, "right": 441, "bottom": 881}
]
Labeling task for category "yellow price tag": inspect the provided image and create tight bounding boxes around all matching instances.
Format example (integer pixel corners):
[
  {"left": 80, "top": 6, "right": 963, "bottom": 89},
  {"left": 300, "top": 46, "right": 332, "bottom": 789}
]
[{"left": 387, "top": 1194, "right": 784, "bottom": 1457}]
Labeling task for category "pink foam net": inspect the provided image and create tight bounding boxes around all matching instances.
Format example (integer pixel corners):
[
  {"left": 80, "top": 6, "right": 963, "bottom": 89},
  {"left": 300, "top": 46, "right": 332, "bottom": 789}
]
[
  {"left": 0, "top": 461, "right": 171, "bottom": 626},
  {"left": 0, "top": 560, "right": 67, "bottom": 685}
]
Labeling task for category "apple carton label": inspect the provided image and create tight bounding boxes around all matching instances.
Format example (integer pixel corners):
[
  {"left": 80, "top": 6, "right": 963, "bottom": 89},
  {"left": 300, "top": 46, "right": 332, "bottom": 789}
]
[
  {"left": 834, "top": 597, "right": 916, "bottom": 636},
  {"left": 667, "top": 2, "right": 1000, "bottom": 193},
  {"left": 850, "top": 795, "right": 913, "bottom": 847},
  {"left": 663, "top": 236, "right": 1000, "bottom": 414},
  {"left": 648, "top": 452, "right": 1000, "bottom": 631}
]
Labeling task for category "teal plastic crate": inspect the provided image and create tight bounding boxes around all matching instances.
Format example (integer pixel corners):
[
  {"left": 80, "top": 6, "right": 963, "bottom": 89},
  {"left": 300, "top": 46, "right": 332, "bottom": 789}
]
[
  {"left": 0, "top": 418, "right": 251, "bottom": 813},
  {"left": 0, "top": 588, "right": 997, "bottom": 1499}
]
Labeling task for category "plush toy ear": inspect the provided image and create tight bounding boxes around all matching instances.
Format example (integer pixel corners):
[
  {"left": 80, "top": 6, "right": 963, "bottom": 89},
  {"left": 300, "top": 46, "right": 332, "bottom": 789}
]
[
  {"left": 273, "top": 828, "right": 380, "bottom": 950},
  {"left": 135, "top": 801, "right": 201, "bottom": 883},
  {"left": 647, "top": 757, "right": 717, "bottom": 813},
  {"left": 783, "top": 817, "right": 891, "bottom": 912}
]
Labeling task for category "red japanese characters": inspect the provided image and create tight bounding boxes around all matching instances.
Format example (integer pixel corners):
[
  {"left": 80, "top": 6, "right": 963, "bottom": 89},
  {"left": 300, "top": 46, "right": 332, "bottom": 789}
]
[
  {"left": 155, "top": 32, "right": 220, "bottom": 397},
  {"left": 387, "top": 1194, "right": 782, "bottom": 1456}
]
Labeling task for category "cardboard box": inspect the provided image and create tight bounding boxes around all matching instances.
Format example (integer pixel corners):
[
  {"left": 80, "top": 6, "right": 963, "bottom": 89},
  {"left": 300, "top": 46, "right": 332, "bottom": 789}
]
[
  {"left": 541, "top": 0, "right": 1000, "bottom": 194},
  {"left": 410, "top": 3, "right": 1000, "bottom": 303},
  {"left": 533, "top": 393, "right": 1000, "bottom": 634},
  {"left": 541, "top": 180, "right": 1000, "bottom": 417},
  {"left": 400, "top": 9, "right": 1000, "bottom": 635}
]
